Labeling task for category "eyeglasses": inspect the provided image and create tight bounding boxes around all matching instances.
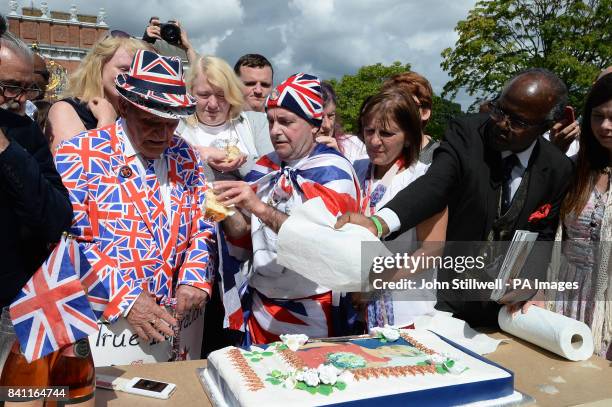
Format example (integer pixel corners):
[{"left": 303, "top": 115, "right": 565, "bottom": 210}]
[
  {"left": 0, "top": 81, "right": 44, "bottom": 100},
  {"left": 488, "top": 101, "right": 551, "bottom": 131}
]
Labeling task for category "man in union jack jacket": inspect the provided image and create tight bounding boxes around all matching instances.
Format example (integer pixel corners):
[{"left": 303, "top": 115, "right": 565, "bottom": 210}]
[{"left": 55, "top": 50, "right": 214, "bottom": 342}]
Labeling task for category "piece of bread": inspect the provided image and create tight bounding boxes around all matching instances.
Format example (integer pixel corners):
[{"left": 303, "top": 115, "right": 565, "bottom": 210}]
[
  {"left": 225, "top": 145, "right": 243, "bottom": 162},
  {"left": 204, "top": 190, "right": 232, "bottom": 222}
]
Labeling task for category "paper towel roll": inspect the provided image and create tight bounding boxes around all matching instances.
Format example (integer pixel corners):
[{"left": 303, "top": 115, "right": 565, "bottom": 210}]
[{"left": 498, "top": 305, "right": 594, "bottom": 361}]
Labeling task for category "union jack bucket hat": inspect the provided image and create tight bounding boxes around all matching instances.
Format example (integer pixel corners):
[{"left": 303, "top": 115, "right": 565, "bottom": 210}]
[
  {"left": 266, "top": 72, "right": 323, "bottom": 127},
  {"left": 115, "top": 49, "right": 196, "bottom": 119}
]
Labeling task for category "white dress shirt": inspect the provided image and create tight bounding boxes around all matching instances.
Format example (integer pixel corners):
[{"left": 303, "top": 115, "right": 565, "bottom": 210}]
[
  {"left": 377, "top": 139, "right": 537, "bottom": 235},
  {"left": 543, "top": 129, "right": 579, "bottom": 158}
]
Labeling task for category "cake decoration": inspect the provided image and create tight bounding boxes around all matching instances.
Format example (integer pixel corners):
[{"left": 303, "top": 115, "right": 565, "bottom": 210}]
[
  {"left": 401, "top": 333, "right": 435, "bottom": 355},
  {"left": 370, "top": 325, "right": 401, "bottom": 342},
  {"left": 424, "top": 352, "right": 469, "bottom": 375},
  {"left": 327, "top": 352, "right": 367, "bottom": 369},
  {"left": 227, "top": 348, "right": 265, "bottom": 391},
  {"left": 243, "top": 346, "right": 275, "bottom": 363},
  {"left": 278, "top": 346, "right": 308, "bottom": 370},
  {"left": 265, "top": 364, "right": 354, "bottom": 396},
  {"left": 279, "top": 334, "right": 309, "bottom": 351}
]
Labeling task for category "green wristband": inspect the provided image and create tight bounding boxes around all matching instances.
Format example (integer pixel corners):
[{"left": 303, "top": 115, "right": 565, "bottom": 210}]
[{"left": 370, "top": 215, "right": 384, "bottom": 239}]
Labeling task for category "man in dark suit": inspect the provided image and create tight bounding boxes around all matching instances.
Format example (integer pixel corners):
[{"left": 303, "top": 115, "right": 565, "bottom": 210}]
[
  {"left": 0, "top": 27, "right": 73, "bottom": 307},
  {"left": 337, "top": 68, "right": 573, "bottom": 327}
]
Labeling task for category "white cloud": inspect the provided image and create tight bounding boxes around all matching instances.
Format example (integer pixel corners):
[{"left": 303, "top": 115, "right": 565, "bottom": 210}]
[
  {"left": 1, "top": 0, "right": 478, "bottom": 109},
  {"left": 196, "top": 29, "right": 233, "bottom": 56}
]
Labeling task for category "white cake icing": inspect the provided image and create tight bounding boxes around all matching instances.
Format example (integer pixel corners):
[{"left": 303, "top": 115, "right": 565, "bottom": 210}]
[{"left": 202, "top": 330, "right": 513, "bottom": 407}]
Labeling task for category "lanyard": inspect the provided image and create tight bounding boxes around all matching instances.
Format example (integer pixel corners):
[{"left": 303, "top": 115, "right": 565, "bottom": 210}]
[{"left": 361, "top": 158, "right": 405, "bottom": 216}]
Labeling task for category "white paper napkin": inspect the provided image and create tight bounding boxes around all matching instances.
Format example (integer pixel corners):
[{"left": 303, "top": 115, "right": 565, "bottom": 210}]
[
  {"left": 277, "top": 197, "right": 385, "bottom": 292},
  {"left": 413, "top": 311, "right": 506, "bottom": 355}
]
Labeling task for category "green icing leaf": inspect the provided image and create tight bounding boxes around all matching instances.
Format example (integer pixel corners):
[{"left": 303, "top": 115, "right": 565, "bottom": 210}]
[
  {"left": 262, "top": 351, "right": 274, "bottom": 357},
  {"left": 266, "top": 378, "right": 282, "bottom": 385},
  {"left": 299, "top": 383, "right": 318, "bottom": 395},
  {"left": 270, "top": 370, "right": 282, "bottom": 378},
  {"left": 250, "top": 357, "right": 262, "bottom": 362},
  {"left": 276, "top": 344, "right": 289, "bottom": 351},
  {"left": 435, "top": 365, "right": 448, "bottom": 374},
  {"left": 445, "top": 360, "right": 455, "bottom": 368},
  {"left": 318, "top": 384, "right": 333, "bottom": 396},
  {"left": 335, "top": 381, "right": 347, "bottom": 391},
  {"left": 295, "top": 382, "right": 318, "bottom": 395},
  {"left": 416, "top": 361, "right": 429, "bottom": 366}
]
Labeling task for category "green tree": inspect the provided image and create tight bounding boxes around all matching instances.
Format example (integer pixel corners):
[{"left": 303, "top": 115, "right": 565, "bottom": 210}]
[
  {"left": 441, "top": 0, "right": 612, "bottom": 112},
  {"left": 329, "top": 62, "right": 409, "bottom": 135},
  {"left": 329, "top": 62, "right": 462, "bottom": 139},
  {"left": 428, "top": 96, "right": 463, "bottom": 139}
]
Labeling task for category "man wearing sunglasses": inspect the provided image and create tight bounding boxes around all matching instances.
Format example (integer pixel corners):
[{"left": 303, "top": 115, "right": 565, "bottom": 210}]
[
  {"left": 337, "top": 68, "right": 573, "bottom": 328},
  {"left": 0, "top": 25, "right": 73, "bottom": 308}
]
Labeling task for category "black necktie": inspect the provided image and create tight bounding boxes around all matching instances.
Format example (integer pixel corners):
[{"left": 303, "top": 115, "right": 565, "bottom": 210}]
[{"left": 501, "top": 154, "right": 519, "bottom": 213}]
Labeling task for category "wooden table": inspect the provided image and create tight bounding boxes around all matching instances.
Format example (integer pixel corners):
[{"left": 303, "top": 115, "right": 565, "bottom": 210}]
[{"left": 95, "top": 331, "right": 612, "bottom": 407}]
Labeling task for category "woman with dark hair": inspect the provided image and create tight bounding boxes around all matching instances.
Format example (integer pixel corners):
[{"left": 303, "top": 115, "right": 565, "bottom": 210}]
[
  {"left": 548, "top": 73, "right": 612, "bottom": 360},
  {"left": 353, "top": 87, "right": 447, "bottom": 329},
  {"left": 316, "top": 81, "right": 367, "bottom": 162}
]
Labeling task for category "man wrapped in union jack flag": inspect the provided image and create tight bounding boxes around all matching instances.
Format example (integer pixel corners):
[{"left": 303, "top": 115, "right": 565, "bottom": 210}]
[
  {"left": 214, "top": 73, "right": 361, "bottom": 345},
  {"left": 55, "top": 50, "right": 214, "bottom": 342}
]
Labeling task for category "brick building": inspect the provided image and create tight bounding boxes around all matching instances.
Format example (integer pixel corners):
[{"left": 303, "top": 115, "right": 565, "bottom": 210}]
[
  {"left": 6, "top": 2, "right": 108, "bottom": 98},
  {"left": 7, "top": 2, "right": 108, "bottom": 72}
]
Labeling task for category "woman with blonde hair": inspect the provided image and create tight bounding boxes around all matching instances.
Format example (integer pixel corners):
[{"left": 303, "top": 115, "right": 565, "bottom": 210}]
[
  {"left": 46, "top": 35, "right": 150, "bottom": 150},
  {"left": 178, "top": 54, "right": 272, "bottom": 181},
  {"left": 179, "top": 55, "right": 273, "bottom": 356}
]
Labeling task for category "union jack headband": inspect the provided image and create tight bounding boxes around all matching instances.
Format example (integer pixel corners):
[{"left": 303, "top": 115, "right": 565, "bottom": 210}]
[{"left": 266, "top": 73, "right": 323, "bottom": 127}]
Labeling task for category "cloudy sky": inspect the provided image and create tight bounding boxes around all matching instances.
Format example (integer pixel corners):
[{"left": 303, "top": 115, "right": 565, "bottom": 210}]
[{"left": 2, "top": 0, "right": 478, "bottom": 109}]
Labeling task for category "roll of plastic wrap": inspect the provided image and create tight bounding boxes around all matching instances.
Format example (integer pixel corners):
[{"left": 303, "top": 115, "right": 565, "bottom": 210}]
[{"left": 498, "top": 305, "right": 594, "bottom": 361}]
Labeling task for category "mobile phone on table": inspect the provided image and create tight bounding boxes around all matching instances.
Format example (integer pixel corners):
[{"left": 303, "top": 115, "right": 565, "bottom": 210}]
[{"left": 123, "top": 377, "right": 177, "bottom": 399}]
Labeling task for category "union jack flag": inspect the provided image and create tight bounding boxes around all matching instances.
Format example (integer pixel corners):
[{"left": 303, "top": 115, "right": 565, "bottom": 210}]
[
  {"left": 266, "top": 73, "right": 323, "bottom": 124},
  {"left": 9, "top": 236, "right": 98, "bottom": 362}
]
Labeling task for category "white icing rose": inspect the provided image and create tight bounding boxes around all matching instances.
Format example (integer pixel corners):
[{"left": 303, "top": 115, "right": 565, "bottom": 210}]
[
  {"left": 369, "top": 325, "right": 400, "bottom": 342},
  {"left": 283, "top": 375, "right": 297, "bottom": 389},
  {"left": 317, "top": 364, "right": 340, "bottom": 385},
  {"left": 279, "top": 334, "right": 309, "bottom": 351},
  {"left": 382, "top": 326, "right": 400, "bottom": 341},
  {"left": 338, "top": 371, "right": 354, "bottom": 385},
  {"left": 427, "top": 353, "right": 446, "bottom": 365},
  {"left": 302, "top": 369, "right": 320, "bottom": 387},
  {"left": 447, "top": 360, "right": 468, "bottom": 375}
]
